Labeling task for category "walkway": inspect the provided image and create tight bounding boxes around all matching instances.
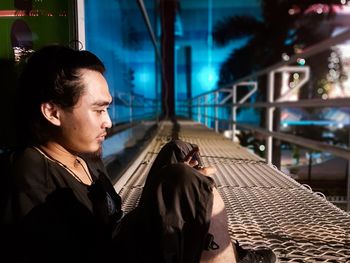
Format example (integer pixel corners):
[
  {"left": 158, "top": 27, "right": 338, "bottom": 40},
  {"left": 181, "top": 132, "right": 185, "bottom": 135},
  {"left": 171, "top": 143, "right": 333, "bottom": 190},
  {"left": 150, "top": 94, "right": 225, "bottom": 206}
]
[{"left": 114, "top": 120, "right": 350, "bottom": 263}]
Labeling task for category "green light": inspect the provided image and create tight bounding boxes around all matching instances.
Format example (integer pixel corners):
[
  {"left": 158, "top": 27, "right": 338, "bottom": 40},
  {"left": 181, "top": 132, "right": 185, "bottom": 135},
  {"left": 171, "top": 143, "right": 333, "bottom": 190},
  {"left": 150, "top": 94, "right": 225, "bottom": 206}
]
[{"left": 297, "top": 58, "right": 305, "bottom": 65}]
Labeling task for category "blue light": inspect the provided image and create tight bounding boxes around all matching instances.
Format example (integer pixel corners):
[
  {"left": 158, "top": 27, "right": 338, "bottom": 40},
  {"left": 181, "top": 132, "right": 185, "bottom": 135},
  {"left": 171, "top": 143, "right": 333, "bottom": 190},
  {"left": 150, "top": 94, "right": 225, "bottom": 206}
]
[
  {"left": 134, "top": 68, "right": 156, "bottom": 98},
  {"left": 197, "top": 66, "right": 218, "bottom": 90},
  {"left": 138, "top": 71, "right": 150, "bottom": 83},
  {"left": 281, "top": 120, "right": 337, "bottom": 126}
]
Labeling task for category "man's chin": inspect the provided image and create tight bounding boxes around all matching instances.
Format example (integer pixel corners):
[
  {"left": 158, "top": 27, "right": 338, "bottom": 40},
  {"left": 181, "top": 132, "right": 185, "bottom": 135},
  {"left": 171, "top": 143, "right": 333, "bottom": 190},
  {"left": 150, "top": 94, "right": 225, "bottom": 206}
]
[{"left": 80, "top": 145, "right": 103, "bottom": 160}]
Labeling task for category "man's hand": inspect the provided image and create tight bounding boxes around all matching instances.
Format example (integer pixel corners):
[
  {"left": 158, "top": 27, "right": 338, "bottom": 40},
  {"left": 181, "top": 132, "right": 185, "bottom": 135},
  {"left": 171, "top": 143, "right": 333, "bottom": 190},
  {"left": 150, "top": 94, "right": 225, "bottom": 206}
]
[
  {"left": 183, "top": 147, "right": 217, "bottom": 176},
  {"left": 183, "top": 148, "right": 199, "bottom": 168},
  {"left": 196, "top": 166, "right": 217, "bottom": 176}
]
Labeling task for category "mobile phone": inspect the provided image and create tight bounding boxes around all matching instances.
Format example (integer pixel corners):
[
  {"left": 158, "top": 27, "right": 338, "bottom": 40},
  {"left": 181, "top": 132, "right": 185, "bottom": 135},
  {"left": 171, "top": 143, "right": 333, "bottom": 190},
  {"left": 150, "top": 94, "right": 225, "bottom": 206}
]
[{"left": 192, "top": 151, "right": 204, "bottom": 169}]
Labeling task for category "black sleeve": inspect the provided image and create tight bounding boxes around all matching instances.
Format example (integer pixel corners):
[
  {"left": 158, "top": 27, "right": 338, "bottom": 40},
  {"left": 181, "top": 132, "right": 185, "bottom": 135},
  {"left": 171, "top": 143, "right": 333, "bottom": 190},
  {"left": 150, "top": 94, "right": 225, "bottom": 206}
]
[
  {"left": 3, "top": 148, "right": 53, "bottom": 222},
  {"left": 2, "top": 149, "right": 107, "bottom": 263}
]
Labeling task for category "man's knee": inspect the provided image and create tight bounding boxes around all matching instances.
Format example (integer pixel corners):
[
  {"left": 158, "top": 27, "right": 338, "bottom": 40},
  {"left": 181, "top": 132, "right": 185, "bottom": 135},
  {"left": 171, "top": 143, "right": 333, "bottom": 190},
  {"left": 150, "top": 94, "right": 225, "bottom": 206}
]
[
  {"left": 159, "top": 163, "right": 214, "bottom": 191},
  {"left": 156, "top": 163, "right": 215, "bottom": 221}
]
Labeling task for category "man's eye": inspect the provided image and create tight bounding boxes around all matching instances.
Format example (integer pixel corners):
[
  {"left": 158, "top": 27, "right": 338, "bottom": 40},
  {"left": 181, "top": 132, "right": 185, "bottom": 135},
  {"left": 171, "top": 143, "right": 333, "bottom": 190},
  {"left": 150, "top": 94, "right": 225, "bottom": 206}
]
[{"left": 95, "top": 106, "right": 110, "bottom": 114}]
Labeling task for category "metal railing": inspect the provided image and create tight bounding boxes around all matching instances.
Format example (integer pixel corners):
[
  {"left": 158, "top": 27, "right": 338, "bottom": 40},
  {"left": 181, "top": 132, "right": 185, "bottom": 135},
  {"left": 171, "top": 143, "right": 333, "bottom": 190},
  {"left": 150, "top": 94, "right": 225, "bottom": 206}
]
[
  {"left": 178, "top": 29, "right": 350, "bottom": 211},
  {"left": 111, "top": 91, "right": 160, "bottom": 124}
]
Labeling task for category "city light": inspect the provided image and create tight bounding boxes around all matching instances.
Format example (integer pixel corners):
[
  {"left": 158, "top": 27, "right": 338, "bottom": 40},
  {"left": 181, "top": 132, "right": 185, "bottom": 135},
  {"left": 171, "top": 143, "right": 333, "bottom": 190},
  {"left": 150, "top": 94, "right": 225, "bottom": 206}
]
[{"left": 197, "top": 66, "right": 218, "bottom": 90}]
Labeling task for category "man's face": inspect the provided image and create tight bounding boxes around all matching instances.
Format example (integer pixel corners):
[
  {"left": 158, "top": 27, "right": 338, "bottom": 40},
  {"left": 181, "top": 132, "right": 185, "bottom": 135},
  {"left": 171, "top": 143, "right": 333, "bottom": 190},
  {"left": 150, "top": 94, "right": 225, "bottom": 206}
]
[{"left": 58, "top": 69, "right": 112, "bottom": 153}]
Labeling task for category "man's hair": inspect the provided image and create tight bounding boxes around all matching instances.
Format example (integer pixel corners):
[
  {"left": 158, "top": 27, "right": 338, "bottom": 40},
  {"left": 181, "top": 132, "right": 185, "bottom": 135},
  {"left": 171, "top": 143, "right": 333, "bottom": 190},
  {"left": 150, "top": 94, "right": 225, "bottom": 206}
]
[{"left": 16, "top": 44, "right": 105, "bottom": 146}]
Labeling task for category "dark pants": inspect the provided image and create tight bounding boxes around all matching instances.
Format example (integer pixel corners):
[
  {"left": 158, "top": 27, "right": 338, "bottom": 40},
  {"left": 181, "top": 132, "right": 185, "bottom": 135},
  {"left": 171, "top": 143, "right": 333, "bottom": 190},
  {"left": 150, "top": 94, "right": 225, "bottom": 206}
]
[{"left": 113, "top": 163, "right": 215, "bottom": 263}]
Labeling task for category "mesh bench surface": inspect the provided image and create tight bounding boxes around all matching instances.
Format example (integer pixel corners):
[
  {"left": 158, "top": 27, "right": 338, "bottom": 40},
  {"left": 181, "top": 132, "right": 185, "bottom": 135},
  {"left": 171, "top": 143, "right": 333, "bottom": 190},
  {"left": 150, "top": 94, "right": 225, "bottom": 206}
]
[{"left": 116, "top": 121, "right": 350, "bottom": 263}]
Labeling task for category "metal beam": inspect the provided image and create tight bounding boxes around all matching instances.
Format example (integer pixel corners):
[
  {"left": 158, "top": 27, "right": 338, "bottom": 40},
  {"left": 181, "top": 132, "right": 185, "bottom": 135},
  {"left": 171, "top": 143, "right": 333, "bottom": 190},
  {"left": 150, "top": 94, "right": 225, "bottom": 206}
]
[
  {"left": 238, "top": 123, "right": 350, "bottom": 161},
  {"left": 76, "top": 0, "right": 86, "bottom": 49},
  {"left": 136, "top": 0, "right": 162, "bottom": 62},
  {"left": 191, "top": 97, "right": 350, "bottom": 108}
]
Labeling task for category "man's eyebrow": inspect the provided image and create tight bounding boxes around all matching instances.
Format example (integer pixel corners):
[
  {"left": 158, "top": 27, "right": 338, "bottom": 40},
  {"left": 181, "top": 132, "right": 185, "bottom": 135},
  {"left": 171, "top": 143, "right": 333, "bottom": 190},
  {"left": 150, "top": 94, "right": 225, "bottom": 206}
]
[{"left": 92, "top": 100, "right": 112, "bottom": 107}]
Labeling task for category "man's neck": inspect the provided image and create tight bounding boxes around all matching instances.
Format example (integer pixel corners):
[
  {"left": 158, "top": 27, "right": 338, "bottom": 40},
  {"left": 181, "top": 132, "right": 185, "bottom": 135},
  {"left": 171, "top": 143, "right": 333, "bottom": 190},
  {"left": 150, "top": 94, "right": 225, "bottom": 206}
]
[
  {"left": 40, "top": 142, "right": 80, "bottom": 168},
  {"left": 38, "top": 142, "right": 94, "bottom": 185}
]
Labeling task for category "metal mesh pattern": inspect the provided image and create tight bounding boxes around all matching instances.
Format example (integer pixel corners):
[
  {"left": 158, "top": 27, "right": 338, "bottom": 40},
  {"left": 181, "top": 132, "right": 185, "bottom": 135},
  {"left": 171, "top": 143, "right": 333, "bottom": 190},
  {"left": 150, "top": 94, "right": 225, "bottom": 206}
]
[
  {"left": 220, "top": 186, "right": 350, "bottom": 262},
  {"left": 117, "top": 121, "right": 350, "bottom": 262},
  {"left": 207, "top": 159, "right": 301, "bottom": 189},
  {"left": 119, "top": 187, "right": 143, "bottom": 214},
  {"left": 180, "top": 138, "right": 263, "bottom": 161}
]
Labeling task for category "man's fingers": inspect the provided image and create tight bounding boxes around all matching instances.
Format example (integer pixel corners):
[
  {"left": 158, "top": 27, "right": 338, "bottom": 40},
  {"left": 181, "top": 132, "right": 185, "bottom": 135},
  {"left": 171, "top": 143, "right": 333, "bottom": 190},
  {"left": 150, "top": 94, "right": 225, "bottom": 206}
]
[
  {"left": 184, "top": 148, "right": 198, "bottom": 163},
  {"left": 189, "top": 159, "right": 198, "bottom": 167},
  {"left": 198, "top": 166, "right": 217, "bottom": 176}
]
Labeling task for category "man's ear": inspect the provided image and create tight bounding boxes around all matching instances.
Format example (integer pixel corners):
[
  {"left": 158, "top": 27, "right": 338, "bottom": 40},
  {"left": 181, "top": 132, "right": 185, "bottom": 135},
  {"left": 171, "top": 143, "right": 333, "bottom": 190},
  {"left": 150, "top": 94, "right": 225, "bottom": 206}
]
[{"left": 41, "top": 102, "right": 61, "bottom": 126}]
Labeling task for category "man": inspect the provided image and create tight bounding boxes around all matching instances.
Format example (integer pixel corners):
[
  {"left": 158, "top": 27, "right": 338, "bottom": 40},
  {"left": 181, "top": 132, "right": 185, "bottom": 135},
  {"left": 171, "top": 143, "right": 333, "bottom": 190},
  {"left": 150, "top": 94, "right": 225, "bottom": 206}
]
[{"left": 1, "top": 45, "right": 275, "bottom": 263}]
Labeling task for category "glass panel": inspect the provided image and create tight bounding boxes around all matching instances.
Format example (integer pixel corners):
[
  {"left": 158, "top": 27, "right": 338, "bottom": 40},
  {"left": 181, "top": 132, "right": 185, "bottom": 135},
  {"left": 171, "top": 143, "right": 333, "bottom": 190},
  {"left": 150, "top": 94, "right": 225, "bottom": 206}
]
[
  {"left": 175, "top": 0, "right": 261, "bottom": 121},
  {"left": 85, "top": 0, "right": 159, "bottom": 125},
  {"left": 84, "top": 0, "right": 160, "bottom": 180}
]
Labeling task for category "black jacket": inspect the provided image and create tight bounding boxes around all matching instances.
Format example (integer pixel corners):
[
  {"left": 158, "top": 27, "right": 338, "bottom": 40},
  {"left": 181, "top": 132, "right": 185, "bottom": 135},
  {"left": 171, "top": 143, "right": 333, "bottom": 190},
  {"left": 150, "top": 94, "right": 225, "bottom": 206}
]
[{"left": 1, "top": 147, "right": 122, "bottom": 263}]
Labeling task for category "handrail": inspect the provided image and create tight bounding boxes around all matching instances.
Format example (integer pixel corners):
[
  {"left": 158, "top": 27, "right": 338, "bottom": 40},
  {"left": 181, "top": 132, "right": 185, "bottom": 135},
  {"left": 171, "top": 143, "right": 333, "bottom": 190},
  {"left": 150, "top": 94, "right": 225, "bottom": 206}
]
[
  {"left": 179, "top": 66, "right": 349, "bottom": 162},
  {"left": 113, "top": 91, "right": 159, "bottom": 123},
  {"left": 180, "top": 97, "right": 350, "bottom": 108},
  {"left": 238, "top": 123, "right": 350, "bottom": 160},
  {"left": 177, "top": 29, "right": 350, "bottom": 211}
]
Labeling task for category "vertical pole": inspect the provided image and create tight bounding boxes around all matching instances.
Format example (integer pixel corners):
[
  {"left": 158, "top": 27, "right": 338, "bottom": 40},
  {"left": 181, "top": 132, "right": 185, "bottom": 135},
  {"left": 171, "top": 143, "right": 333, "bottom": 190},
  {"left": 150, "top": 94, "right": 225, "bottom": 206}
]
[
  {"left": 197, "top": 97, "right": 201, "bottom": 123},
  {"left": 232, "top": 85, "right": 237, "bottom": 142},
  {"left": 215, "top": 91, "right": 218, "bottom": 132},
  {"left": 266, "top": 71, "right": 275, "bottom": 164},
  {"left": 76, "top": 0, "right": 86, "bottom": 50},
  {"left": 185, "top": 46, "right": 192, "bottom": 119},
  {"left": 307, "top": 150, "right": 313, "bottom": 182},
  {"left": 205, "top": 95, "right": 208, "bottom": 127},
  {"left": 129, "top": 95, "right": 133, "bottom": 123},
  {"left": 160, "top": 0, "right": 175, "bottom": 118}
]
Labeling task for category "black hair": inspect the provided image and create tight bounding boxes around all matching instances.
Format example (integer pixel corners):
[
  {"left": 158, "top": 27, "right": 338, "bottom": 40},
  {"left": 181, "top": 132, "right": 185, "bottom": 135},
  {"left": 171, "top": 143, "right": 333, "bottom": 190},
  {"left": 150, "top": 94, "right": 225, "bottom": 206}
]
[{"left": 16, "top": 44, "right": 105, "bottom": 146}]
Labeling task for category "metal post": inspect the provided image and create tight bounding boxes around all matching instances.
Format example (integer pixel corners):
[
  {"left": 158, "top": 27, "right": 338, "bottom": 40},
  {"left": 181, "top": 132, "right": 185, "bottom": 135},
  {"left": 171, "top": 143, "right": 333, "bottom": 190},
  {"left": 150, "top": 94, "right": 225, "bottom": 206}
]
[
  {"left": 232, "top": 85, "right": 237, "bottom": 142},
  {"left": 129, "top": 95, "right": 133, "bottom": 123},
  {"left": 76, "top": 0, "right": 86, "bottom": 50},
  {"left": 266, "top": 71, "right": 275, "bottom": 164},
  {"left": 205, "top": 95, "right": 208, "bottom": 127},
  {"left": 307, "top": 150, "right": 313, "bottom": 182},
  {"left": 215, "top": 91, "right": 218, "bottom": 132},
  {"left": 197, "top": 97, "right": 201, "bottom": 123}
]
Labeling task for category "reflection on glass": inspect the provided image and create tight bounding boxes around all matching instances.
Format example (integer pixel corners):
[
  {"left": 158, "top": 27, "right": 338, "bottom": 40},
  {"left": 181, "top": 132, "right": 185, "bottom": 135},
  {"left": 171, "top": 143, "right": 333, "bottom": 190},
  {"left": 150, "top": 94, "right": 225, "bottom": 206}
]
[
  {"left": 0, "top": 0, "right": 73, "bottom": 62},
  {"left": 85, "top": 0, "right": 159, "bottom": 125}
]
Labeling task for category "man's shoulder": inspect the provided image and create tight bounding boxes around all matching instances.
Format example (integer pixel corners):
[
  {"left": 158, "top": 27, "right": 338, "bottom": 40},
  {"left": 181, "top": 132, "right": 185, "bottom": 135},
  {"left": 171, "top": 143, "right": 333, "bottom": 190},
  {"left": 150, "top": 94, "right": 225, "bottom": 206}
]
[
  {"left": 0, "top": 147, "right": 40, "bottom": 176},
  {"left": 10, "top": 147, "right": 48, "bottom": 184},
  {"left": 12, "top": 147, "right": 45, "bottom": 168}
]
